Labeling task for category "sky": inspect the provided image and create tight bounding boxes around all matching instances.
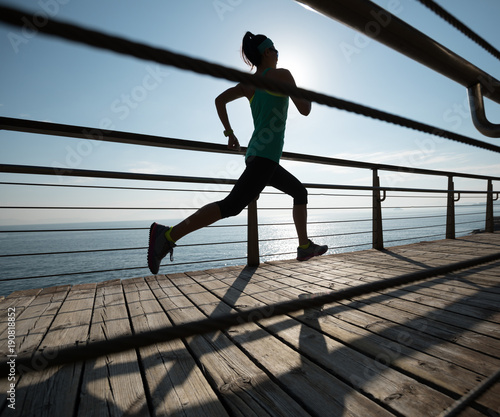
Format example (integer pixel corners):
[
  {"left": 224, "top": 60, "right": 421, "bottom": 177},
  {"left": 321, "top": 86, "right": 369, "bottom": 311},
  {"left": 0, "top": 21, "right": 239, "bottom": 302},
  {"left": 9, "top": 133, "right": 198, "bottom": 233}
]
[{"left": 0, "top": 0, "right": 499, "bottom": 226}]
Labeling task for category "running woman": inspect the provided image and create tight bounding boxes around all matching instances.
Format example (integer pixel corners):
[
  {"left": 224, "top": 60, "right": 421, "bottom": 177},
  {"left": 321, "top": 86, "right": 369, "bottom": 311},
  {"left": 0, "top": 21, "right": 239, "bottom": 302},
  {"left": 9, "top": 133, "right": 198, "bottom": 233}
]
[{"left": 148, "top": 32, "right": 327, "bottom": 274}]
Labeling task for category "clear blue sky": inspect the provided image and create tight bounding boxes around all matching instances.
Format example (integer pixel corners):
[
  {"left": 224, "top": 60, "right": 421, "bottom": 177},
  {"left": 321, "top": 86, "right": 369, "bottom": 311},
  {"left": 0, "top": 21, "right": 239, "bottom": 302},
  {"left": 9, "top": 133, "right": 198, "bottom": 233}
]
[{"left": 0, "top": 0, "right": 499, "bottom": 225}]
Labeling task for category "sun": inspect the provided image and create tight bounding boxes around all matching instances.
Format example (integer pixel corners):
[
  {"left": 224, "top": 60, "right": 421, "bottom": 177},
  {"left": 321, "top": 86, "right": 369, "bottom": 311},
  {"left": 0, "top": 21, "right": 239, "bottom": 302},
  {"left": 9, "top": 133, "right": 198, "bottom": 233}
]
[{"left": 275, "top": 35, "right": 321, "bottom": 91}]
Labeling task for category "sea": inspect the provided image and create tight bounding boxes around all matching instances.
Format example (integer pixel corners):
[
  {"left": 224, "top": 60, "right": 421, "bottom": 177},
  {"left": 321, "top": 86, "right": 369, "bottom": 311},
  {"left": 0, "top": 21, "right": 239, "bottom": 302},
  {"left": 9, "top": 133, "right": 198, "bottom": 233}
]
[{"left": 0, "top": 206, "right": 491, "bottom": 296}]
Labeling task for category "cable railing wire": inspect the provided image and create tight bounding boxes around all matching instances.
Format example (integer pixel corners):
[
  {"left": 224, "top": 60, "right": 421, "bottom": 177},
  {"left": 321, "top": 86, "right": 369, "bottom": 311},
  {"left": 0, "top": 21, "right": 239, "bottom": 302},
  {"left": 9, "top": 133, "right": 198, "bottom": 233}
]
[
  {"left": 437, "top": 367, "right": 500, "bottom": 417},
  {"left": 1, "top": 6, "right": 500, "bottom": 153},
  {"left": 1, "top": 5, "right": 500, "bottom": 410},
  {"left": 415, "top": 0, "right": 500, "bottom": 62},
  {"left": 0, "top": 238, "right": 248, "bottom": 259},
  {"left": 0, "top": 181, "right": 235, "bottom": 194},
  {"left": 0, "top": 223, "right": 246, "bottom": 233},
  {"left": 0, "top": 5, "right": 498, "bottom": 412},
  {"left": 385, "top": 232, "right": 445, "bottom": 245},
  {"left": 0, "top": 255, "right": 249, "bottom": 283},
  {"left": 1, "top": 176, "right": 493, "bottom": 281}
]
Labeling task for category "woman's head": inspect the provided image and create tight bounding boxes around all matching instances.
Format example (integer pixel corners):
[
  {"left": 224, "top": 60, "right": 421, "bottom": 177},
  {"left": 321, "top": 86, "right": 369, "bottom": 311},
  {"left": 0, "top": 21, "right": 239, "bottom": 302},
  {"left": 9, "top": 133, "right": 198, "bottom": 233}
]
[{"left": 242, "top": 32, "right": 277, "bottom": 68}]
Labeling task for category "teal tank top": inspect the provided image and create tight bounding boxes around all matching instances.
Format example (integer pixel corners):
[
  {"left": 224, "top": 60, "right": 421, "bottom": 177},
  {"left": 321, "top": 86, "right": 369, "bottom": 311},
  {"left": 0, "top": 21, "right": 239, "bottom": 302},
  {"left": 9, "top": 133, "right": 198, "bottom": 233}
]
[{"left": 246, "top": 68, "right": 289, "bottom": 163}]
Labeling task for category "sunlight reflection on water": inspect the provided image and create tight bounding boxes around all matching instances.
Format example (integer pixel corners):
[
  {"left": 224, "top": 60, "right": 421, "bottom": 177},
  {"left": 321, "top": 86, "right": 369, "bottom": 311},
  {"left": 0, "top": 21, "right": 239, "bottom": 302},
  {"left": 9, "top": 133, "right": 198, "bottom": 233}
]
[{"left": 0, "top": 207, "right": 487, "bottom": 295}]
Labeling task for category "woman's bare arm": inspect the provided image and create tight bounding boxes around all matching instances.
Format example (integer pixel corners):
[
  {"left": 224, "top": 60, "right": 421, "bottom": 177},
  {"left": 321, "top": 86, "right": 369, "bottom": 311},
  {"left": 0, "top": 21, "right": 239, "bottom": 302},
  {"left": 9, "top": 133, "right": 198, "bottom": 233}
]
[{"left": 215, "top": 84, "right": 247, "bottom": 150}]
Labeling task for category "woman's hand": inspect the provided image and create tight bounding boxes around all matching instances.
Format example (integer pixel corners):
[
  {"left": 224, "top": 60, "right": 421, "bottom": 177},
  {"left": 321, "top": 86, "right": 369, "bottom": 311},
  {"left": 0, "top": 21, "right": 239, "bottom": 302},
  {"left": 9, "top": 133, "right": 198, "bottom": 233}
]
[{"left": 227, "top": 134, "right": 240, "bottom": 151}]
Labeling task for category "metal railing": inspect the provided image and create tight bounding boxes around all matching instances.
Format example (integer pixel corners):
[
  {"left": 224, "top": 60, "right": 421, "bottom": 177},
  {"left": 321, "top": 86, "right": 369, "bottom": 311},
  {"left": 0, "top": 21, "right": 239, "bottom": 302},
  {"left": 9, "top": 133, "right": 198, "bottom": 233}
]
[
  {"left": 0, "top": 118, "right": 498, "bottom": 288},
  {"left": 297, "top": 0, "right": 500, "bottom": 137},
  {"left": 1, "top": 5, "right": 499, "bottom": 415},
  {"left": 0, "top": 1, "right": 499, "bottom": 288}
]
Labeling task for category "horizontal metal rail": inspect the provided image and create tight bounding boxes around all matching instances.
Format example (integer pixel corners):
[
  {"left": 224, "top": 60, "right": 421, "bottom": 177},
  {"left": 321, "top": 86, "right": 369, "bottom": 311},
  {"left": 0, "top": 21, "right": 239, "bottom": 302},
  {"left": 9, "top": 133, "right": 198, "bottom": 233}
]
[
  {"left": 2, "top": 118, "right": 500, "bottom": 181},
  {"left": 1, "top": 163, "right": 499, "bottom": 193},
  {"left": 296, "top": 0, "right": 500, "bottom": 104},
  {"left": 0, "top": 224, "right": 246, "bottom": 233},
  {"left": 1, "top": 3, "right": 500, "bottom": 146}
]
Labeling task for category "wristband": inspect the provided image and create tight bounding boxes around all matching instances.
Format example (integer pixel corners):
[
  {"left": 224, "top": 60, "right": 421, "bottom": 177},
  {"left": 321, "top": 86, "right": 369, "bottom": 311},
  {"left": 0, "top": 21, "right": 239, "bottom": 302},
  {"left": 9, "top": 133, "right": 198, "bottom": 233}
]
[{"left": 223, "top": 129, "right": 233, "bottom": 137}]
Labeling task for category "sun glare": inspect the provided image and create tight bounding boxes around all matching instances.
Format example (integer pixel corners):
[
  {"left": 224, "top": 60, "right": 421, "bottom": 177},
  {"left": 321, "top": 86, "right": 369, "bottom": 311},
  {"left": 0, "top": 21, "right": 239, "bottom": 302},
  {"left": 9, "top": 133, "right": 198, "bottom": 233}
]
[
  {"left": 297, "top": 3, "right": 322, "bottom": 15},
  {"left": 276, "top": 37, "right": 320, "bottom": 90}
]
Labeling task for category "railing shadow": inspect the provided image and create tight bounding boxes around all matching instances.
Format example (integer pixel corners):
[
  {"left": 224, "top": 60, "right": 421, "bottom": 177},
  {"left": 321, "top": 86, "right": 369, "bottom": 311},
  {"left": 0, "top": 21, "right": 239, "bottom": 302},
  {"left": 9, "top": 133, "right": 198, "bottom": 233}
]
[{"left": 2, "top": 258, "right": 500, "bottom": 416}]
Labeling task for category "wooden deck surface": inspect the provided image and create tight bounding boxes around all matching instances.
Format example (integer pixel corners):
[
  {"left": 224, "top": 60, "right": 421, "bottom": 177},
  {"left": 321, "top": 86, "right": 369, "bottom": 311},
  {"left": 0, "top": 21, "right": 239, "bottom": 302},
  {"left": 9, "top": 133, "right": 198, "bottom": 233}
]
[{"left": 1, "top": 233, "right": 499, "bottom": 416}]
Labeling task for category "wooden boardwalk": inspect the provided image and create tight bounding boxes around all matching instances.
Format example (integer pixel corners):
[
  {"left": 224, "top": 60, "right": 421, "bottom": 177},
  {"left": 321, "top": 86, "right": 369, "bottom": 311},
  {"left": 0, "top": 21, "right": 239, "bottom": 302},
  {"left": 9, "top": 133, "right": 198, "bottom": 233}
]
[{"left": 1, "top": 232, "right": 499, "bottom": 417}]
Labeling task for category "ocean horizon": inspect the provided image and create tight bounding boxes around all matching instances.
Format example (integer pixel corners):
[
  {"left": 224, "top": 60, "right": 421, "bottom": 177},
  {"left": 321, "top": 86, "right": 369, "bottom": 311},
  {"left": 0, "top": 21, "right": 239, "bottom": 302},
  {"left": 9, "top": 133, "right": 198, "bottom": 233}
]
[{"left": 0, "top": 206, "right": 491, "bottom": 297}]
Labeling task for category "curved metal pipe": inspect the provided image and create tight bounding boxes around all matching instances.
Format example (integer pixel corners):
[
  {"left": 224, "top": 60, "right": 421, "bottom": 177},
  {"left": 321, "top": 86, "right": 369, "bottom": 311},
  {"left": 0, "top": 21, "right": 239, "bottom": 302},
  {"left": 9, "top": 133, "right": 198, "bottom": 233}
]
[
  {"left": 296, "top": 0, "right": 500, "bottom": 138},
  {"left": 295, "top": 0, "right": 500, "bottom": 104},
  {"left": 468, "top": 83, "right": 500, "bottom": 138}
]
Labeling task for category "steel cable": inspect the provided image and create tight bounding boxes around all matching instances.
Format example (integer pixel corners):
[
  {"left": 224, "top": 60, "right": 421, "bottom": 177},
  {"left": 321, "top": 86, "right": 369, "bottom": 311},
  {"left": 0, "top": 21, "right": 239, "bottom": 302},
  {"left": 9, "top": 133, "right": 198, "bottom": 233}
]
[
  {"left": 437, "top": 367, "right": 500, "bottom": 417},
  {"left": 415, "top": 0, "right": 500, "bottom": 62},
  {"left": 1, "top": 5, "right": 500, "bottom": 153}
]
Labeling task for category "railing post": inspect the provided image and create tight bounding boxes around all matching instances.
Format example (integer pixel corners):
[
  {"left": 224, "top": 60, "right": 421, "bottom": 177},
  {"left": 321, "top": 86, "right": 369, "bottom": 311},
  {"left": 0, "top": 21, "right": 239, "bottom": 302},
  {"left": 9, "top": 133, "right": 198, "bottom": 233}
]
[
  {"left": 446, "top": 176, "right": 455, "bottom": 239},
  {"left": 372, "top": 169, "right": 384, "bottom": 250},
  {"left": 247, "top": 198, "right": 260, "bottom": 267},
  {"left": 485, "top": 179, "right": 494, "bottom": 233}
]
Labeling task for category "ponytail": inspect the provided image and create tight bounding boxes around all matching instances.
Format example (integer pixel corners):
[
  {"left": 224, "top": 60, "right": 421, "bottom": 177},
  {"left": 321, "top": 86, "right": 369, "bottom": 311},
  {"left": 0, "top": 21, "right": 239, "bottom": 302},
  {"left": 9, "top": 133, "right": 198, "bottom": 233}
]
[{"left": 241, "top": 31, "right": 268, "bottom": 69}]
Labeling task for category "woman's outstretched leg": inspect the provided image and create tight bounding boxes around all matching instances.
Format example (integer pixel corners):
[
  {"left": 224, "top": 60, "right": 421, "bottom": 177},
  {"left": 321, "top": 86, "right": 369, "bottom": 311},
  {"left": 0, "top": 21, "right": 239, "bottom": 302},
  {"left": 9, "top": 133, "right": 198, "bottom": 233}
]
[
  {"left": 293, "top": 203, "right": 327, "bottom": 261},
  {"left": 147, "top": 157, "right": 271, "bottom": 275},
  {"left": 147, "top": 203, "right": 221, "bottom": 275},
  {"left": 293, "top": 204, "right": 309, "bottom": 246},
  {"left": 266, "top": 165, "right": 328, "bottom": 261},
  {"left": 170, "top": 203, "right": 221, "bottom": 241}
]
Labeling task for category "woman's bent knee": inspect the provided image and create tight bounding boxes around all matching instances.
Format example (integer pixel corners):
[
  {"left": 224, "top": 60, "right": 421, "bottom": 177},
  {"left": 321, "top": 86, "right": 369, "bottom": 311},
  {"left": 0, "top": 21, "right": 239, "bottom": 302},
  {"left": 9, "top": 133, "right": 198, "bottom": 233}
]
[
  {"left": 216, "top": 200, "right": 245, "bottom": 219},
  {"left": 294, "top": 186, "right": 308, "bottom": 205}
]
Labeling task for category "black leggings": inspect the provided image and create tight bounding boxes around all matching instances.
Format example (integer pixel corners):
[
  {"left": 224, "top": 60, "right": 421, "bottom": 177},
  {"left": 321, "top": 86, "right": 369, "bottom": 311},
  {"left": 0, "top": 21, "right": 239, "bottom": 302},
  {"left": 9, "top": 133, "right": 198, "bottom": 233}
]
[{"left": 216, "top": 156, "right": 308, "bottom": 219}]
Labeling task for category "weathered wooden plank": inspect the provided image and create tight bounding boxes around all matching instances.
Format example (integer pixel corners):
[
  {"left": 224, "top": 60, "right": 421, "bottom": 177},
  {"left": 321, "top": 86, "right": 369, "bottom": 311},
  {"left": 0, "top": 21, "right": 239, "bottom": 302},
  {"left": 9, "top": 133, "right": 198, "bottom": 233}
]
[
  {"left": 403, "top": 285, "right": 500, "bottom": 314},
  {"left": 124, "top": 276, "right": 230, "bottom": 417},
  {"left": 298, "top": 259, "right": 500, "bottom": 341},
  {"left": 293, "top": 264, "right": 500, "bottom": 375},
  {"left": 77, "top": 280, "right": 150, "bottom": 417},
  {"left": 324, "top": 257, "right": 500, "bottom": 295},
  {"left": 385, "top": 287, "right": 500, "bottom": 324},
  {"left": 39, "top": 283, "right": 96, "bottom": 349},
  {"left": 274, "top": 256, "right": 500, "bottom": 334},
  {"left": 1, "top": 286, "right": 67, "bottom": 414},
  {"left": 346, "top": 296, "right": 500, "bottom": 358},
  {"left": 0, "top": 285, "right": 70, "bottom": 357},
  {"left": 151, "top": 273, "right": 312, "bottom": 417},
  {"left": 300, "top": 254, "right": 500, "bottom": 305},
  {"left": 332, "top": 302, "right": 500, "bottom": 376},
  {"left": 0, "top": 231, "right": 497, "bottom": 417},
  {"left": 0, "top": 288, "right": 42, "bottom": 328},
  {"left": 364, "top": 290, "right": 500, "bottom": 339},
  {"left": 192, "top": 267, "right": 473, "bottom": 417},
  {"left": 2, "top": 283, "right": 96, "bottom": 417},
  {"left": 241, "top": 265, "right": 493, "bottom": 400},
  {"left": 175, "top": 271, "right": 395, "bottom": 417},
  {"left": 266, "top": 260, "right": 500, "bottom": 409}
]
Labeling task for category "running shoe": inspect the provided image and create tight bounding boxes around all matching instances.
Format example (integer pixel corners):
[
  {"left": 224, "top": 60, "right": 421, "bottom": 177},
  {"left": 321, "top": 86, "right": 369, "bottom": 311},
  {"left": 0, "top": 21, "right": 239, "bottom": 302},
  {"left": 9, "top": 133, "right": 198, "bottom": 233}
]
[
  {"left": 297, "top": 240, "right": 328, "bottom": 262},
  {"left": 148, "top": 222, "right": 176, "bottom": 274}
]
